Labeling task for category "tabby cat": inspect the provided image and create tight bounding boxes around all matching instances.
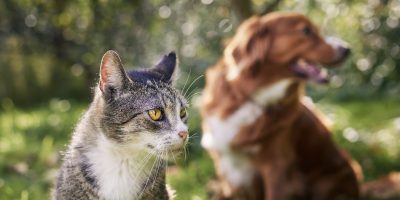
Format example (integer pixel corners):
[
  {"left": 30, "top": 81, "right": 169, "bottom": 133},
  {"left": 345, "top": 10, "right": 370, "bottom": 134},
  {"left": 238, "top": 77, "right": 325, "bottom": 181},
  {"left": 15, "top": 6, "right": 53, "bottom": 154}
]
[{"left": 53, "top": 50, "right": 189, "bottom": 200}]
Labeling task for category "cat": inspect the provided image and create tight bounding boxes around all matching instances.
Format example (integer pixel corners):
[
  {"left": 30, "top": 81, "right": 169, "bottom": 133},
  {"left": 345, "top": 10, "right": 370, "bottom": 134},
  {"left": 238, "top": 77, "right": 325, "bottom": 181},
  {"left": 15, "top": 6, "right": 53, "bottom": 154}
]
[{"left": 53, "top": 50, "right": 189, "bottom": 200}]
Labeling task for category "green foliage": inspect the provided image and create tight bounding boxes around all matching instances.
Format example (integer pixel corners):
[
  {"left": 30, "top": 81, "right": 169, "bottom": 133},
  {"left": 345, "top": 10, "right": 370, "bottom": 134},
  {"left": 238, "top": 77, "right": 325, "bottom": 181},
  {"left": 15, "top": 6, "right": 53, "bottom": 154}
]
[
  {"left": 0, "top": 0, "right": 229, "bottom": 106},
  {"left": 1, "top": 0, "right": 399, "bottom": 106}
]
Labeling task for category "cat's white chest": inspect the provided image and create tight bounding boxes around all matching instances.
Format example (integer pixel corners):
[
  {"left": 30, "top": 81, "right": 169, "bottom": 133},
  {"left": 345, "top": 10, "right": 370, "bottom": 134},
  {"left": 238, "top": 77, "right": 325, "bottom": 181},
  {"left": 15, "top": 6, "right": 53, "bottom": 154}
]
[{"left": 86, "top": 135, "right": 152, "bottom": 200}]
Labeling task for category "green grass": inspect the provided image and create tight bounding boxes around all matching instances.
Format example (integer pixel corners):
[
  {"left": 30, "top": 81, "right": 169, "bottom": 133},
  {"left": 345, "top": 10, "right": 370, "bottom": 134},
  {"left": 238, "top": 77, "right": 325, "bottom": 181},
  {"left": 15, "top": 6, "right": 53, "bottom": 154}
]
[
  {"left": 318, "top": 99, "right": 400, "bottom": 181},
  {"left": 0, "top": 98, "right": 399, "bottom": 199},
  {"left": 0, "top": 98, "right": 86, "bottom": 200}
]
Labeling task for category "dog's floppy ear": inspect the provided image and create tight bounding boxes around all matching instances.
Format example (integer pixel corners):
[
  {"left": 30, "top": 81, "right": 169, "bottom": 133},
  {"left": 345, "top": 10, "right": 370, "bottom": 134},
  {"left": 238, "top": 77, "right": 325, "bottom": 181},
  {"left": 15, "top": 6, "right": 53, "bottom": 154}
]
[
  {"left": 225, "top": 17, "right": 272, "bottom": 80},
  {"left": 245, "top": 26, "right": 271, "bottom": 64}
]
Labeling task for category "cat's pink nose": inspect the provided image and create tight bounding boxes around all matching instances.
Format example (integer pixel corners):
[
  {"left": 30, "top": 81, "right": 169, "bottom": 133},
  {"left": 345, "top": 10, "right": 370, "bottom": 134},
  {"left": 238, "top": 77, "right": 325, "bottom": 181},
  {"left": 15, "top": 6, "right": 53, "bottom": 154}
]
[{"left": 178, "top": 131, "right": 188, "bottom": 140}]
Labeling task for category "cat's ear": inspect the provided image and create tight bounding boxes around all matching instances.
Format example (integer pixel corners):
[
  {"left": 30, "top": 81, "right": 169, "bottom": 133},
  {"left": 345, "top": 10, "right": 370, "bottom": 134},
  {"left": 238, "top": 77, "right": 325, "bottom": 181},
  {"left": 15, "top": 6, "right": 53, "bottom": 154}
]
[
  {"left": 99, "top": 50, "right": 130, "bottom": 93},
  {"left": 153, "top": 52, "right": 178, "bottom": 84}
]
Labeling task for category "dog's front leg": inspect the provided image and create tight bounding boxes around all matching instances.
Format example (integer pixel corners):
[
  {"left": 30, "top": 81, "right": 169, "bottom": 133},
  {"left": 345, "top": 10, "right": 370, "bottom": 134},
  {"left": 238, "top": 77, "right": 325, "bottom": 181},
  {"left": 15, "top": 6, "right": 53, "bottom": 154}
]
[{"left": 258, "top": 166, "right": 287, "bottom": 200}]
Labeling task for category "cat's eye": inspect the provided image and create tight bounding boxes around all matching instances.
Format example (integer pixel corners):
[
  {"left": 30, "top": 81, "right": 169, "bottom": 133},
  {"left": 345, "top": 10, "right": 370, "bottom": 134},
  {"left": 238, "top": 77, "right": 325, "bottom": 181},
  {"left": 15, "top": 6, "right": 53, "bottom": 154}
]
[
  {"left": 180, "top": 108, "right": 187, "bottom": 119},
  {"left": 148, "top": 108, "right": 163, "bottom": 121}
]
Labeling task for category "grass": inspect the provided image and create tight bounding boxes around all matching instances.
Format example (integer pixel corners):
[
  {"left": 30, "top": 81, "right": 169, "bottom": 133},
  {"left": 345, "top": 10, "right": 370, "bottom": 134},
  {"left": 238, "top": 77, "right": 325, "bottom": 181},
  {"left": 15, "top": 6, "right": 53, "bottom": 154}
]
[
  {"left": 0, "top": 98, "right": 86, "bottom": 200},
  {"left": 0, "top": 97, "right": 399, "bottom": 199},
  {"left": 319, "top": 99, "right": 400, "bottom": 181}
]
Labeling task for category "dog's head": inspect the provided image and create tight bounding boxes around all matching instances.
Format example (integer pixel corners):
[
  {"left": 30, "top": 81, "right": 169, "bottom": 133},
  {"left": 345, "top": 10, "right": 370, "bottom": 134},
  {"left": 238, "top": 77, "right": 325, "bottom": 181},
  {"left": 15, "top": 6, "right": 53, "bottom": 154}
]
[{"left": 225, "top": 12, "right": 350, "bottom": 84}]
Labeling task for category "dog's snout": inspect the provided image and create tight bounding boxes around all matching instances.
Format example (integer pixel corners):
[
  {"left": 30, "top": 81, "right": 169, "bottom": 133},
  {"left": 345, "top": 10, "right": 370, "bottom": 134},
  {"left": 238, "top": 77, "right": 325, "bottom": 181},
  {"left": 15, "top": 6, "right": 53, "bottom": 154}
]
[
  {"left": 334, "top": 46, "right": 351, "bottom": 63},
  {"left": 339, "top": 46, "right": 351, "bottom": 58},
  {"left": 325, "top": 37, "right": 350, "bottom": 64},
  {"left": 325, "top": 37, "right": 348, "bottom": 48}
]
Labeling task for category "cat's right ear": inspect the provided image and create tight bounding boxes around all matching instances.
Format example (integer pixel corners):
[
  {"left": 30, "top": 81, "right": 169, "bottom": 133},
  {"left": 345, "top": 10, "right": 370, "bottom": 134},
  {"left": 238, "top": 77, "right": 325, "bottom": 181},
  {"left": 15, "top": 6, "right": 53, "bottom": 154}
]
[
  {"left": 99, "top": 50, "right": 130, "bottom": 94},
  {"left": 153, "top": 52, "right": 178, "bottom": 84}
]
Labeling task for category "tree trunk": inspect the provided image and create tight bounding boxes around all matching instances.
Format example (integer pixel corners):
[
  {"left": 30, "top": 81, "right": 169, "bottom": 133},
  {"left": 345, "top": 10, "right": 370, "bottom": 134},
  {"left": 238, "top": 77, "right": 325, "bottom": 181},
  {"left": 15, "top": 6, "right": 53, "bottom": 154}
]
[
  {"left": 259, "top": 0, "right": 282, "bottom": 16},
  {"left": 230, "top": 0, "right": 283, "bottom": 25},
  {"left": 230, "top": 0, "right": 253, "bottom": 24}
]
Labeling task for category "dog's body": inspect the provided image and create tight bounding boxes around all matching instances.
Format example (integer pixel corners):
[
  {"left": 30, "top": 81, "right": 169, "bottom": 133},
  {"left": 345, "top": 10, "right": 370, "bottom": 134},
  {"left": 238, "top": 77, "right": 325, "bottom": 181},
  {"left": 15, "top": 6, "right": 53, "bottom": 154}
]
[{"left": 201, "top": 12, "right": 359, "bottom": 199}]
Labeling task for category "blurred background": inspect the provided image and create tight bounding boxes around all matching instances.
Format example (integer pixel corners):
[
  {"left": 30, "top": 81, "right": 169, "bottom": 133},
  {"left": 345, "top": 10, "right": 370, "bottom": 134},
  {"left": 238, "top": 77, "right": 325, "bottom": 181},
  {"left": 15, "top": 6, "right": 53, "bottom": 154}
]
[{"left": 0, "top": 0, "right": 399, "bottom": 199}]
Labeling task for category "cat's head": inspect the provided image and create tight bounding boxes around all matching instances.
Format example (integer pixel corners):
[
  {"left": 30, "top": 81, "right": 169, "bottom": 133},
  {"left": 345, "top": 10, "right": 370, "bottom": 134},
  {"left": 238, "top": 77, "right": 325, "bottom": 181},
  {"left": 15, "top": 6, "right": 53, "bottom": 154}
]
[{"left": 96, "top": 50, "right": 188, "bottom": 159}]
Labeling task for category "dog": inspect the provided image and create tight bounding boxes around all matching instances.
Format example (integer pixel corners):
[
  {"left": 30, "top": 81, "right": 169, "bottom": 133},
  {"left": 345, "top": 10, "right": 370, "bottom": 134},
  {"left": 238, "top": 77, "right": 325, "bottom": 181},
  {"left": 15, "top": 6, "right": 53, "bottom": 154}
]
[
  {"left": 362, "top": 172, "right": 400, "bottom": 199},
  {"left": 201, "top": 12, "right": 359, "bottom": 200}
]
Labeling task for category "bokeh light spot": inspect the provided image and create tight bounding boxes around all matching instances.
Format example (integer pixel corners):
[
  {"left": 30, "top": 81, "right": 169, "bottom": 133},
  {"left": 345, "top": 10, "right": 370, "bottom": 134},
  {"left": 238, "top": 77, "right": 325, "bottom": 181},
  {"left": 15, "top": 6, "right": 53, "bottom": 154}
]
[
  {"left": 71, "top": 64, "right": 84, "bottom": 77},
  {"left": 343, "top": 127, "right": 360, "bottom": 143},
  {"left": 201, "top": 0, "right": 213, "bottom": 5},
  {"left": 218, "top": 19, "right": 232, "bottom": 32},
  {"left": 356, "top": 58, "right": 371, "bottom": 72},
  {"left": 181, "top": 22, "right": 194, "bottom": 36},
  {"left": 159, "top": 6, "right": 171, "bottom": 19},
  {"left": 181, "top": 44, "right": 196, "bottom": 58},
  {"left": 393, "top": 117, "right": 400, "bottom": 131},
  {"left": 25, "top": 14, "right": 37, "bottom": 28}
]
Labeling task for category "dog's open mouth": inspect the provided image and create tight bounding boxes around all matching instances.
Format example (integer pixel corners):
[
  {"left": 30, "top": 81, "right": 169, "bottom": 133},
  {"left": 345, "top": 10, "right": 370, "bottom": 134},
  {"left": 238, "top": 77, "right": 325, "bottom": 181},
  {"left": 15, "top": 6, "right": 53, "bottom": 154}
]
[{"left": 290, "top": 59, "right": 329, "bottom": 84}]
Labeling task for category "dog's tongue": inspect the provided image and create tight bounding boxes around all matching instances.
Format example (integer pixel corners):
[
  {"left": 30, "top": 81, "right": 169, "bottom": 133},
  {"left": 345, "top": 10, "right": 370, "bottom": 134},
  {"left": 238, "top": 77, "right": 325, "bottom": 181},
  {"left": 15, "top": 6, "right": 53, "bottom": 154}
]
[{"left": 291, "top": 61, "right": 329, "bottom": 83}]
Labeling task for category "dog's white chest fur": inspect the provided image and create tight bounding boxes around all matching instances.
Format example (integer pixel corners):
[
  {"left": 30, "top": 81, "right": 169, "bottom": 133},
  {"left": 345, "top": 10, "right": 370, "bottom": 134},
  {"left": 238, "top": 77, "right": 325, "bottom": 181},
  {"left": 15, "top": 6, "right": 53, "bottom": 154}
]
[
  {"left": 85, "top": 135, "right": 153, "bottom": 200},
  {"left": 201, "top": 79, "right": 292, "bottom": 187}
]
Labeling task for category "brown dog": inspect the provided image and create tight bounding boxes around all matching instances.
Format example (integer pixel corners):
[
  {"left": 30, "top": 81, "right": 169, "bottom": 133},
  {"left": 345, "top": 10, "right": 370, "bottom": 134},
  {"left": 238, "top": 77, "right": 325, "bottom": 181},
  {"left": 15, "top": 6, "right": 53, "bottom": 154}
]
[{"left": 201, "top": 12, "right": 359, "bottom": 200}]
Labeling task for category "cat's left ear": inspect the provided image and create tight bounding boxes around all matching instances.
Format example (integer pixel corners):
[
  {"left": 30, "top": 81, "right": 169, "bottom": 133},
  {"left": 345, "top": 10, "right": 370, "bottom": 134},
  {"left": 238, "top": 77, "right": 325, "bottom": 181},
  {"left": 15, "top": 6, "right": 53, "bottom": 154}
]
[
  {"left": 99, "top": 50, "right": 131, "bottom": 94},
  {"left": 153, "top": 52, "right": 178, "bottom": 84}
]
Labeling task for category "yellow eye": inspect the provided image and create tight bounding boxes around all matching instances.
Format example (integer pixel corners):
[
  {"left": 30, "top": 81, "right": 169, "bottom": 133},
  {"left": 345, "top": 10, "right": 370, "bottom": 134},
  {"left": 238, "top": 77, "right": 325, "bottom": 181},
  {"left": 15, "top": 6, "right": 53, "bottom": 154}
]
[
  {"left": 148, "top": 109, "right": 163, "bottom": 121},
  {"left": 180, "top": 108, "right": 187, "bottom": 119}
]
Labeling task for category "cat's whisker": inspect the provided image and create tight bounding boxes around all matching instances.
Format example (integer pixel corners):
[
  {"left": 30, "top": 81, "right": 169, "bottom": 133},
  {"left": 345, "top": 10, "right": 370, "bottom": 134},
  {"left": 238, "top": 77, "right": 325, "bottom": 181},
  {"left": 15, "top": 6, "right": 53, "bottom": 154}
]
[
  {"left": 186, "top": 86, "right": 199, "bottom": 98},
  {"left": 187, "top": 90, "right": 202, "bottom": 101},
  {"left": 183, "top": 74, "right": 204, "bottom": 97},
  {"left": 187, "top": 133, "right": 200, "bottom": 143},
  {"left": 151, "top": 138, "right": 165, "bottom": 151},
  {"left": 136, "top": 163, "right": 153, "bottom": 198},
  {"left": 151, "top": 154, "right": 164, "bottom": 189},
  {"left": 186, "top": 140, "right": 195, "bottom": 146},
  {"left": 148, "top": 157, "right": 159, "bottom": 190},
  {"left": 139, "top": 151, "right": 160, "bottom": 198},
  {"left": 136, "top": 154, "right": 152, "bottom": 170},
  {"left": 170, "top": 149, "right": 178, "bottom": 165},
  {"left": 189, "top": 134, "right": 200, "bottom": 138},
  {"left": 181, "top": 66, "right": 192, "bottom": 93},
  {"left": 189, "top": 132, "right": 199, "bottom": 138},
  {"left": 136, "top": 152, "right": 155, "bottom": 175},
  {"left": 150, "top": 155, "right": 163, "bottom": 191},
  {"left": 184, "top": 145, "right": 188, "bottom": 161}
]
